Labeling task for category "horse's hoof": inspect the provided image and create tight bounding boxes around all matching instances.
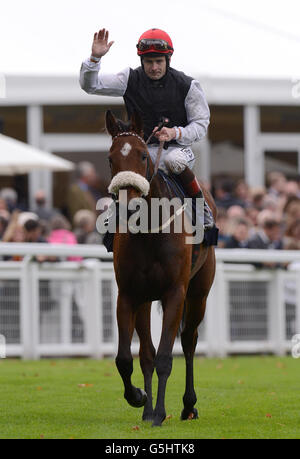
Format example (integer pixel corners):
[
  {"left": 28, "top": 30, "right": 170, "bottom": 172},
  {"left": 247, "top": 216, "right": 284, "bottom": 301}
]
[
  {"left": 180, "top": 407, "right": 198, "bottom": 420},
  {"left": 126, "top": 388, "right": 147, "bottom": 408},
  {"left": 151, "top": 413, "right": 166, "bottom": 427},
  {"left": 142, "top": 409, "right": 154, "bottom": 422},
  {"left": 152, "top": 419, "right": 163, "bottom": 427},
  {"left": 142, "top": 414, "right": 154, "bottom": 422}
]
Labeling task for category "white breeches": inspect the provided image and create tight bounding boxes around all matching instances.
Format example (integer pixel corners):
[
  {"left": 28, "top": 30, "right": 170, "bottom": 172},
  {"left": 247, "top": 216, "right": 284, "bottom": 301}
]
[{"left": 147, "top": 145, "right": 195, "bottom": 175}]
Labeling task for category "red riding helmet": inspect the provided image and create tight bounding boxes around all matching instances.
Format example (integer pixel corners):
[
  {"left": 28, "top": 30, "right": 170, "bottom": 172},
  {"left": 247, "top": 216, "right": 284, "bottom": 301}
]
[{"left": 136, "top": 28, "right": 174, "bottom": 56}]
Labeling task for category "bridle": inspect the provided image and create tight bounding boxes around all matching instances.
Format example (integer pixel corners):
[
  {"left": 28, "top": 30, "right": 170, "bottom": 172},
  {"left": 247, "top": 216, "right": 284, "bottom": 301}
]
[
  {"left": 112, "top": 131, "right": 164, "bottom": 185},
  {"left": 110, "top": 130, "right": 186, "bottom": 233}
]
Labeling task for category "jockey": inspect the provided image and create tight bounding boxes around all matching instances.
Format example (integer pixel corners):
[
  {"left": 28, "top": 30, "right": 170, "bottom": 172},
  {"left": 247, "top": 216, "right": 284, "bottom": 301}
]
[{"left": 80, "top": 28, "right": 215, "bottom": 229}]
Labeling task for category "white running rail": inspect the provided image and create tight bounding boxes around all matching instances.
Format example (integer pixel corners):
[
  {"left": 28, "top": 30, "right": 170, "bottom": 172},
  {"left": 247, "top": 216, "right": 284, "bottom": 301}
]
[{"left": 0, "top": 244, "right": 299, "bottom": 359}]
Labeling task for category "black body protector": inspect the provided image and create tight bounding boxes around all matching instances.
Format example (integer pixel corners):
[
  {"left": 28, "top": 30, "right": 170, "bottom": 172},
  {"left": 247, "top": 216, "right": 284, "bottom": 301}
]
[{"left": 124, "top": 66, "right": 193, "bottom": 147}]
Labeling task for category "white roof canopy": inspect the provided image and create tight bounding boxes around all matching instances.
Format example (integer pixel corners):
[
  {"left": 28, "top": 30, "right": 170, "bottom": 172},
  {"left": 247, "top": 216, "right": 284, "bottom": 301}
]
[{"left": 0, "top": 134, "right": 74, "bottom": 175}]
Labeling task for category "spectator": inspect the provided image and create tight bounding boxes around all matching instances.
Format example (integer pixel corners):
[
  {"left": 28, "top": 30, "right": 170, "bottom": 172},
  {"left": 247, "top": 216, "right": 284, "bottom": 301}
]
[
  {"left": 226, "top": 205, "right": 246, "bottom": 220},
  {"left": 283, "top": 196, "right": 300, "bottom": 227},
  {"left": 23, "top": 219, "right": 48, "bottom": 262},
  {"left": 283, "top": 218, "right": 300, "bottom": 250},
  {"left": 215, "top": 208, "right": 229, "bottom": 248},
  {"left": 224, "top": 218, "right": 249, "bottom": 249},
  {"left": 73, "top": 209, "right": 102, "bottom": 244},
  {"left": 23, "top": 219, "right": 47, "bottom": 243},
  {"left": 267, "top": 171, "right": 287, "bottom": 198},
  {"left": 250, "top": 186, "right": 266, "bottom": 211},
  {"left": 245, "top": 207, "right": 260, "bottom": 232},
  {"left": 66, "top": 162, "right": 98, "bottom": 221},
  {"left": 33, "top": 190, "right": 59, "bottom": 222},
  {"left": 284, "top": 180, "right": 300, "bottom": 198},
  {"left": 0, "top": 198, "right": 8, "bottom": 212},
  {"left": 246, "top": 217, "right": 283, "bottom": 250},
  {"left": 262, "top": 194, "right": 279, "bottom": 214},
  {"left": 47, "top": 215, "right": 81, "bottom": 261},
  {"left": 0, "top": 210, "right": 9, "bottom": 240},
  {"left": 1, "top": 211, "right": 25, "bottom": 244},
  {"left": 214, "top": 179, "right": 242, "bottom": 210},
  {"left": 233, "top": 179, "right": 251, "bottom": 208},
  {"left": 256, "top": 209, "right": 275, "bottom": 228},
  {"left": 0, "top": 188, "right": 18, "bottom": 212},
  {"left": 1, "top": 211, "right": 25, "bottom": 260}
]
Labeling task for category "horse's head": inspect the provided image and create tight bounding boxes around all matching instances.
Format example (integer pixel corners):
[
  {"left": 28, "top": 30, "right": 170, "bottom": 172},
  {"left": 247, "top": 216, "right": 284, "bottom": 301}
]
[{"left": 106, "top": 110, "right": 152, "bottom": 202}]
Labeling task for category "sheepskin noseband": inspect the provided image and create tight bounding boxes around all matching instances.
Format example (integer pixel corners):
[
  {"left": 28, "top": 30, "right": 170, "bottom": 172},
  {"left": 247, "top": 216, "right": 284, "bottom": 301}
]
[{"left": 108, "top": 171, "right": 150, "bottom": 196}]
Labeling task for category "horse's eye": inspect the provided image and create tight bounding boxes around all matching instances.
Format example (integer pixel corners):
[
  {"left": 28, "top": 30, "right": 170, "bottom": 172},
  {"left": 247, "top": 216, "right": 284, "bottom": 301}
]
[
  {"left": 108, "top": 157, "right": 112, "bottom": 167},
  {"left": 141, "top": 152, "right": 147, "bottom": 161}
]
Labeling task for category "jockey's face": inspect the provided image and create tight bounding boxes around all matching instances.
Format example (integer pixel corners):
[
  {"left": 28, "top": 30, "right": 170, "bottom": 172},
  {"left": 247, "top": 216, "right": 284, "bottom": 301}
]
[{"left": 143, "top": 56, "right": 167, "bottom": 80}]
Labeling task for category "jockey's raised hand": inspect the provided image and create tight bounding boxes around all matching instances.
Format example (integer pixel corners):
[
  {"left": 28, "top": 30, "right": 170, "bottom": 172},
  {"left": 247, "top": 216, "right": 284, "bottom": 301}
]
[{"left": 92, "top": 28, "right": 114, "bottom": 58}]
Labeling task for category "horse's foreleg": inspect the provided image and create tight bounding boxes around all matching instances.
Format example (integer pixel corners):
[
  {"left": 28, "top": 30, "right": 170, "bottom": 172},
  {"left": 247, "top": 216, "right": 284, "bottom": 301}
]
[
  {"left": 135, "top": 302, "right": 156, "bottom": 421},
  {"left": 152, "top": 287, "right": 186, "bottom": 427},
  {"left": 115, "top": 294, "right": 147, "bottom": 409}
]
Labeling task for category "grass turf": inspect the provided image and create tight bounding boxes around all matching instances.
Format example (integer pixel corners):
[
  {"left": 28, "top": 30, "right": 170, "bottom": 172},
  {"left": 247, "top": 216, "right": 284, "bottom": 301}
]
[{"left": 0, "top": 356, "right": 299, "bottom": 439}]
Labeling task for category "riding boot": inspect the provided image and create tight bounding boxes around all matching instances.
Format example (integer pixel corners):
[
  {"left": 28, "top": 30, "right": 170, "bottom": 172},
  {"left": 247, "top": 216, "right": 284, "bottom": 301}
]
[{"left": 176, "top": 168, "right": 215, "bottom": 230}]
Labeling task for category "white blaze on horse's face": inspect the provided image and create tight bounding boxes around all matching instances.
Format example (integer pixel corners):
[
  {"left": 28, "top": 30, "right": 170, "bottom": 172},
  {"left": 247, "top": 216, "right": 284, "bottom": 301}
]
[
  {"left": 108, "top": 132, "right": 150, "bottom": 197},
  {"left": 120, "top": 142, "right": 132, "bottom": 157}
]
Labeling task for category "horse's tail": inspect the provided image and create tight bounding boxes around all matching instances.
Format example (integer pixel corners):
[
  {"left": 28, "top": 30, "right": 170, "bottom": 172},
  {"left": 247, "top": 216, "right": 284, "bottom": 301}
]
[
  {"left": 177, "top": 299, "right": 186, "bottom": 338},
  {"left": 156, "top": 299, "right": 186, "bottom": 338}
]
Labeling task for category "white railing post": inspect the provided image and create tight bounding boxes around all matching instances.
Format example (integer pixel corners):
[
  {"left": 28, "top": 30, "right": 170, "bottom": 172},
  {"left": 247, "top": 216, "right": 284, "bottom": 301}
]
[
  {"left": 205, "top": 280, "right": 217, "bottom": 357},
  {"left": 111, "top": 277, "right": 119, "bottom": 356},
  {"left": 31, "top": 263, "right": 40, "bottom": 359},
  {"left": 206, "top": 262, "right": 228, "bottom": 357},
  {"left": 60, "top": 283, "right": 73, "bottom": 345},
  {"left": 217, "top": 262, "right": 229, "bottom": 357},
  {"left": 84, "top": 260, "right": 102, "bottom": 359},
  {"left": 268, "top": 270, "right": 286, "bottom": 356},
  {"left": 20, "top": 257, "right": 31, "bottom": 359},
  {"left": 20, "top": 257, "right": 39, "bottom": 359},
  {"left": 296, "top": 272, "right": 300, "bottom": 337}
]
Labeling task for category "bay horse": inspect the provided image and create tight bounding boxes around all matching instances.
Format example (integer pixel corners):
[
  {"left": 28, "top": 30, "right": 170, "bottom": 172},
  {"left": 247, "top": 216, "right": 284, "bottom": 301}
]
[{"left": 105, "top": 110, "right": 216, "bottom": 427}]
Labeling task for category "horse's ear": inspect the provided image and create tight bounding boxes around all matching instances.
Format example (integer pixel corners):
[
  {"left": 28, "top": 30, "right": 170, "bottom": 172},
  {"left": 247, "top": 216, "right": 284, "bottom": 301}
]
[
  {"left": 130, "top": 110, "right": 144, "bottom": 137},
  {"left": 105, "top": 110, "right": 119, "bottom": 138}
]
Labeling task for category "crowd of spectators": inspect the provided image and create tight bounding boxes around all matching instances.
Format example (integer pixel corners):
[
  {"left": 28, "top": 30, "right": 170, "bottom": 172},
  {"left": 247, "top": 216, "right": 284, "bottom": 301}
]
[
  {"left": 214, "top": 171, "right": 300, "bottom": 251},
  {"left": 0, "top": 166, "right": 300, "bottom": 260},
  {"left": 0, "top": 161, "right": 110, "bottom": 260}
]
